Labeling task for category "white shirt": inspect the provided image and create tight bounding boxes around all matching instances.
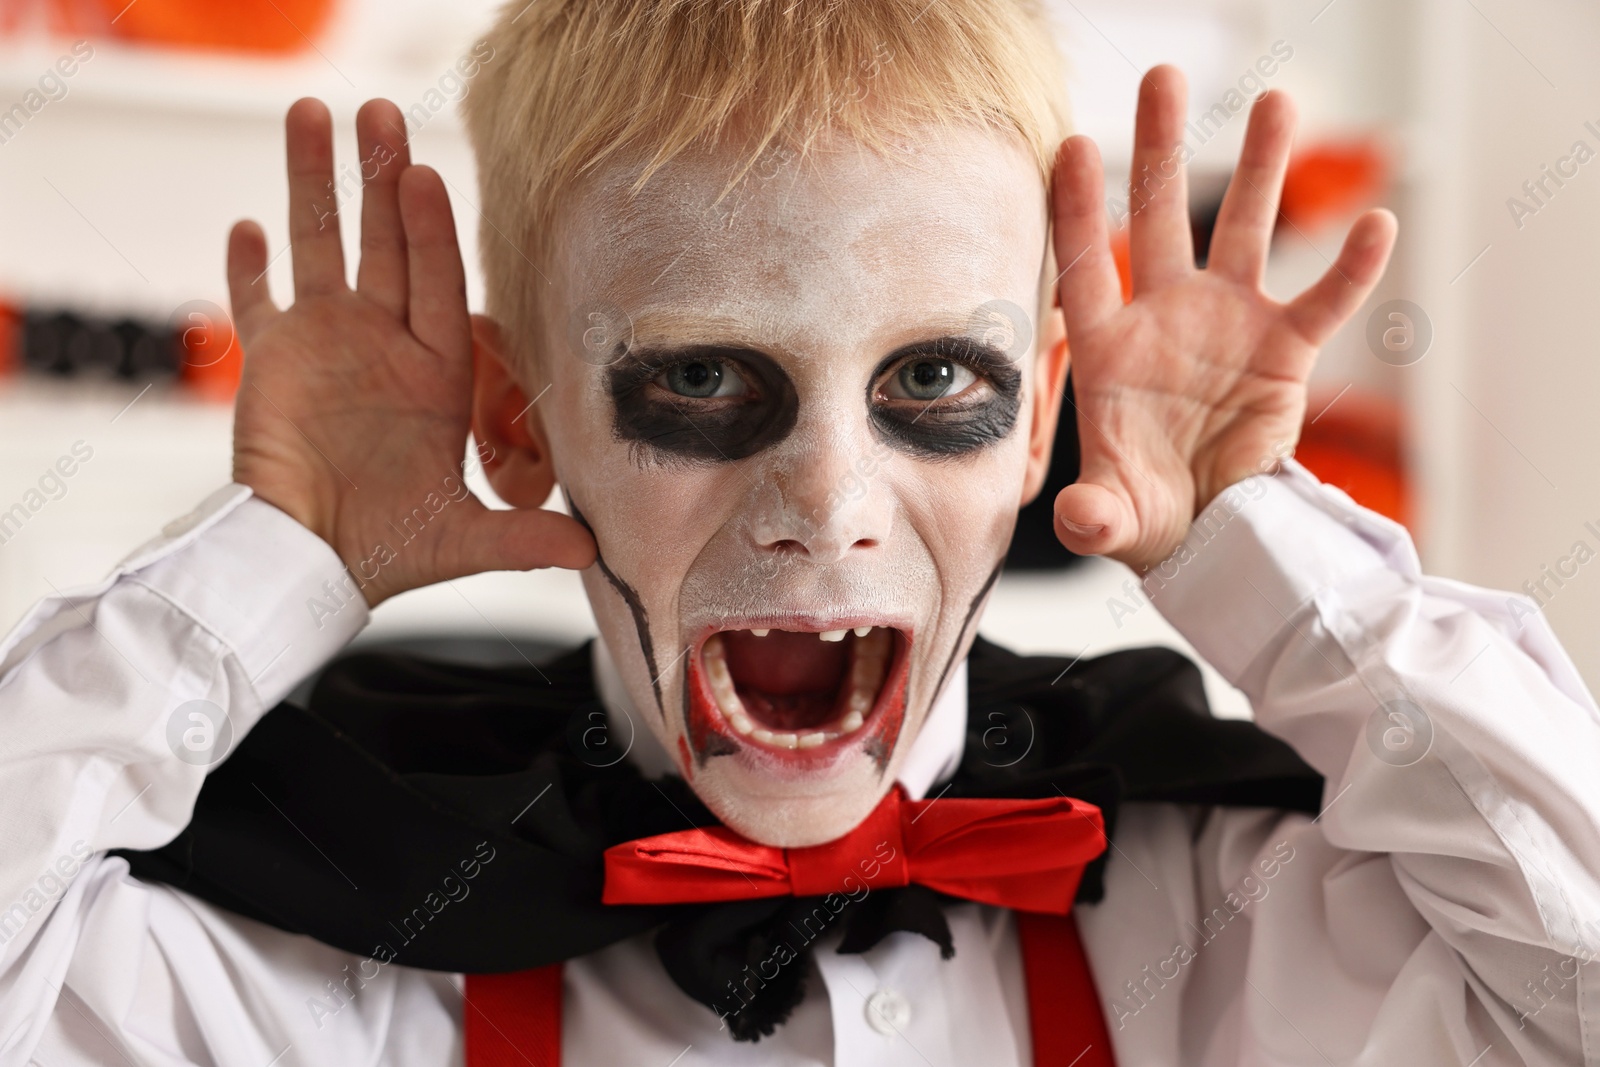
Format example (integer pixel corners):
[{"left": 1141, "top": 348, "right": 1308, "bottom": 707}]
[{"left": 0, "top": 461, "right": 1597, "bottom": 1067}]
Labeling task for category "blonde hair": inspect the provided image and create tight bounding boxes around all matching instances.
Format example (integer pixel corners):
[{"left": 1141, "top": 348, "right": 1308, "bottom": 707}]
[{"left": 461, "top": 0, "right": 1072, "bottom": 373}]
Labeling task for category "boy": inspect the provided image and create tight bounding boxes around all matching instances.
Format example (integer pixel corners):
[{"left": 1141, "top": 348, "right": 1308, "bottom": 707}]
[{"left": 1, "top": 1, "right": 1596, "bottom": 1064}]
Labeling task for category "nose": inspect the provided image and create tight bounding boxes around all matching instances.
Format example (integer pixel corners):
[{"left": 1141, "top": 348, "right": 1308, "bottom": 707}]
[{"left": 746, "top": 435, "right": 893, "bottom": 565}]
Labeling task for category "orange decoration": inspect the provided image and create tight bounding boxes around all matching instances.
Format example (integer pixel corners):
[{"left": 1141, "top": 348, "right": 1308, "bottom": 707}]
[
  {"left": 1295, "top": 387, "right": 1410, "bottom": 529},
  {"left": 1110, "top": 228, "right": 1133, "bottom": 304},
  {"left": 93, "top": 0, "right": 338, "bottom": 53},
  {"left": 175, "top": 308, "right": 243, "bottom": 400},
  {"left": 1280, "top": 139, "right": 1389, "bottom": 234},
  {"left": 0, "top": 299, "right": 18, "bottom": 377}
]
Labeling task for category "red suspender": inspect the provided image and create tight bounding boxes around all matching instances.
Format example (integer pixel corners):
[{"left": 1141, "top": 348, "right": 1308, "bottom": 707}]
[
  {"left": 463, "top": 964, "right": 562, "bottom": 1067},
  {"left": 1017, "top": 912, "right": 1117, "bottom": 1067},
  {"left": 465, "top": 913, "right": 1116, "bottom": 1066}
]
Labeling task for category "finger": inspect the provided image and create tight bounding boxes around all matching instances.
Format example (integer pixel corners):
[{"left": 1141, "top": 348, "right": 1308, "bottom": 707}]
[
  {"left": 1051, "top": 136, "right": 1124, "bottom": 334},
  {"left": 1207, "top": 90, "right": 1297, "bottom": 284},
  {"left": 1052, "top": 480, "right": 1136, "bottom": 558},
  {"left": 1286, "top": 208, "right": 1398, "bottom": 346},
  {"left": 435, "top": 506, "right": 598, "bottom": 579},
  {"left": 286, "top": 97, "right": 347, "bottom": 299},
  {"left": 354, "top": 99, "right": 414, "bottom": 318},
  {"left": 226, "top": 219, "right": 279, "bottom": 334},
  {"left": 1128, "top": 65, "right": 1194, "bottom": 291},
  {"left": 399, "top": 165, "right": 473, "bottom": 360}
]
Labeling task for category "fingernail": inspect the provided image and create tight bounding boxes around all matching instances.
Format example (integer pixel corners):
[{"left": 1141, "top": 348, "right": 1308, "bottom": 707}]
[{"left": 1059, "top": 518, "right": 1105, "bottom": 538}]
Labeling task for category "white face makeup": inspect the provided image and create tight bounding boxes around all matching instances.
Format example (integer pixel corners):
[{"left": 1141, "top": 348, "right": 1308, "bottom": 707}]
[{"left": 535, "top": 125, "right": 1050, "bottom": 846}]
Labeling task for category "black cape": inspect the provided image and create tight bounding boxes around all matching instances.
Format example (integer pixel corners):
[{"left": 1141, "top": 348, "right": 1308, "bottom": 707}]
[{"left": 116, "top": 637, "right": 1322, "bottom": 1040}]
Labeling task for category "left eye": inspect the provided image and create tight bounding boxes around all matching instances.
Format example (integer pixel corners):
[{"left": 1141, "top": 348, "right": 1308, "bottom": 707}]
[
  {"left": 882, "top": 357, "right": 978, "bottom": 402},
  {"left": 657, "top": 359, "right": 750, "bottom": 399}
]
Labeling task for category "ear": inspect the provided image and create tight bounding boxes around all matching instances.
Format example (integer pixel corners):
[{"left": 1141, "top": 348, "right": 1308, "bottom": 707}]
[
  {"left": 469, "top": 314, "right": 559, "bottom": 509},
  {"left": 1019, "top": 306, "right": 1070, "bottom": 507}
]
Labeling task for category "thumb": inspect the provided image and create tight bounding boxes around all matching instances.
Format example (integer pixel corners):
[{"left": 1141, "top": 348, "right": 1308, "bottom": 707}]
[
  {"left": 1052, "top": 481, "right": 1135, "bottom": 558},
  {"left": 430, "top": 505, "right": 597, "bottom": 582}
]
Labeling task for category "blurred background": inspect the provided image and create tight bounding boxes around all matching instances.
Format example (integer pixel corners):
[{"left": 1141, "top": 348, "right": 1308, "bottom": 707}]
[{"left": 0, "top": 0, "right": 1593, "bottom": 717}]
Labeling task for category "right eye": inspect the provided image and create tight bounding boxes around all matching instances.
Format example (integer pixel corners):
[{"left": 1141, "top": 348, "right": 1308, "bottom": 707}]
[
  {"left": 608, "top": 344, "right": 797, "bottom": 463},
  {"left": 881, "top": 356, "right": 980, "bottom": 403},
  {"left": 657, "top": 359, "right": 750, "bottom": 399}
]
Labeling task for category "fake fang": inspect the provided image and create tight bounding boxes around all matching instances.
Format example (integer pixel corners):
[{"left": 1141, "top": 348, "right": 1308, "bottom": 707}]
[{"left": 686, "top": 625, "right": 909, "bottom": 768}]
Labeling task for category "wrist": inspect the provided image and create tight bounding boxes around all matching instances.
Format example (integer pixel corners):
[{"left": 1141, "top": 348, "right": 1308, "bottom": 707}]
[
  {"left": 232, "top": 473, "right": 393, "bottom": 607},
  {"left": 234, "top": 476, "right": 332, "bottom": 548},
  {"left": 1191, "top": 440, "right": 1297, "bottom": 522}
]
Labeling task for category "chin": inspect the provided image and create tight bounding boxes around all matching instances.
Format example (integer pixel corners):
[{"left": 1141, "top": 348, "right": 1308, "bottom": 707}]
[{"left": 677, "top": 619, "right": 919, "bottom": 847}]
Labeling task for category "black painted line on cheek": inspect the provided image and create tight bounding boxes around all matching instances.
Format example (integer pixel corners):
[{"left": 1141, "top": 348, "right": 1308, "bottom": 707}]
[
  {"left": 930, "top": 558, "right": 1006, "bottom": 710},
  {"left": 568, "top": 499, "right": 664, "bottom": 720}
]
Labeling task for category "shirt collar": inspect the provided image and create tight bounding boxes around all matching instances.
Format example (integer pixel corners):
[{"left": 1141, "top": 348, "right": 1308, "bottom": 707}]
[{"left": 592, "top": 634, "right": 967, "bottom": 801}]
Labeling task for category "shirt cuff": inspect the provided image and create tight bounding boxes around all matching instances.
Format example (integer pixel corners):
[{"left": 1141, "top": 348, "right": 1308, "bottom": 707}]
[
  {"left": 125, "top": 485, "right": 369, "bottom": 709},
  {"left": 1143, "top": 459, "right": 1416, "bottom": 686}
]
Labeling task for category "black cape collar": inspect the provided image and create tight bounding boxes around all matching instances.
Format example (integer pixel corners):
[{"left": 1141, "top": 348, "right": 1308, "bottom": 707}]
[{"left": 117, "top": 637, "right": 1321, "bottom": 1041}]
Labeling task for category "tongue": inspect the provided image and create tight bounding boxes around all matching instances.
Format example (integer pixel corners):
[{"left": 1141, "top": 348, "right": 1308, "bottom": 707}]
[{"left": 721, "top": 630, "right": 848, "bottom": 732}]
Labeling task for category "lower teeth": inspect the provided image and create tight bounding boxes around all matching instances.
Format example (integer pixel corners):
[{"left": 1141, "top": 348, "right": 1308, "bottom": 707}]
[{"left": 751, "top": 728, "right": 798, "bottom": 749}]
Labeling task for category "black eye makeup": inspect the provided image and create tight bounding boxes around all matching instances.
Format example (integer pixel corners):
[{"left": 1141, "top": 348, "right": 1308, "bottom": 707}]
[
  {"left": 867, "top": 336, "right": 1022, "bottom": 458},
  {"left": 607, "top": 345, "right": 799, "bottom": 462}
]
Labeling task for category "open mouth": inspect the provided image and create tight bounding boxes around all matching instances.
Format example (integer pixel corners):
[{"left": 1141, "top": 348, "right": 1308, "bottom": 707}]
[{"left": 685, "top": 624, "right": 910, "bottom": 767}]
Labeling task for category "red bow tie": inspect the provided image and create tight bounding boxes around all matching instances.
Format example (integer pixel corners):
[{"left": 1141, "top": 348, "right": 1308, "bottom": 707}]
[{"left": 603, "top": 785, "right": 1106, "bottom": 913}]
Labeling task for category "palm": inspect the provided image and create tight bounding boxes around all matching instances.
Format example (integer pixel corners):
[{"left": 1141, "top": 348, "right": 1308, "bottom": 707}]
[
  {"left": 1051, "top": 68, "right": 1396, "bottom": 571},
  {"left": 232, "top": 291, "right": 467, "bottom": 547},
  {"left": 227, "top": 99, "right": 592, "bottom": 605}
]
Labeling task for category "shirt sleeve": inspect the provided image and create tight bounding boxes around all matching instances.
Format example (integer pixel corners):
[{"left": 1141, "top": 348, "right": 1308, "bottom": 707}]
[
  {"left": 1144, "top": 459, "right": 1600, "bottom": 1065},
  {"left": 0, "top": 484, "right": 368, "bottom": 971}
]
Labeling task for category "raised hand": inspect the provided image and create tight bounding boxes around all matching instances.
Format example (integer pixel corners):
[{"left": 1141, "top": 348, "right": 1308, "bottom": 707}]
[
  {"left": 227, "top": 98, "right": 594, "bottom": 606},
  {"left": 1050, "top": 66, "right": 1397, "bottom": 572}
]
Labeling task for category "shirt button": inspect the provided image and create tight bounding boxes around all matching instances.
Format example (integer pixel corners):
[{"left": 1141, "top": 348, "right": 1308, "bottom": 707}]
[{"left": 864, "top": 988, "right": 911, "bottom": 1035}]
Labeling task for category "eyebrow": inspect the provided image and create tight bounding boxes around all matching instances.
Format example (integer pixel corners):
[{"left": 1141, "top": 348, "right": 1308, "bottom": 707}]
[
  {"left": 620, "top": 310, "right": 766, "bottom": 351},
  {"left": 617, "top": 307, "right": 1034, "bottom": 362},
  {"left": 606, "top": 342, "right": 776, "bottom": 387},
  {"left": 616, "top": 332, "right": 1027, "bottom": 369}
]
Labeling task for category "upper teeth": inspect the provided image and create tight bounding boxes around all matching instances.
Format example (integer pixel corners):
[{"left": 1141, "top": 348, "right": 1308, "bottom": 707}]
[{"left": 731, "top": 626, "right": 884, "bottom": 641}]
